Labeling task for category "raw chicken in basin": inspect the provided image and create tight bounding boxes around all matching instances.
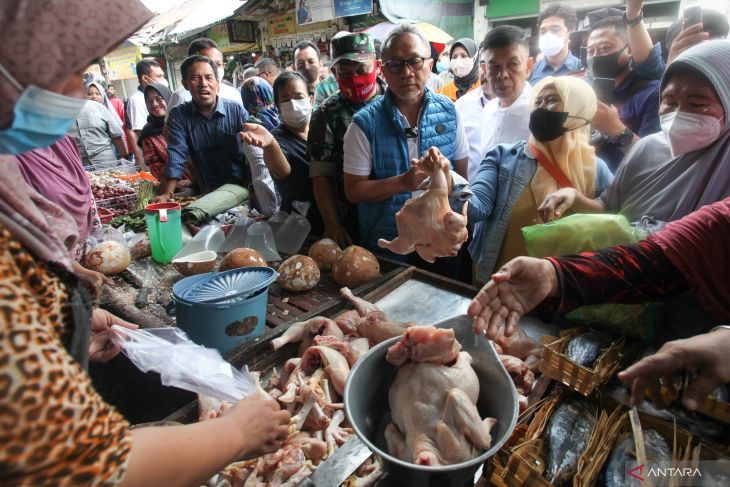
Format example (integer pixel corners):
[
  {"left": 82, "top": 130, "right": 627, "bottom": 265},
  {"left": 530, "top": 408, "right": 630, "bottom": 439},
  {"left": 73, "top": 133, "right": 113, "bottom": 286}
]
[{"left": 384, "top": 326, "right": 496, "bottom": 466}]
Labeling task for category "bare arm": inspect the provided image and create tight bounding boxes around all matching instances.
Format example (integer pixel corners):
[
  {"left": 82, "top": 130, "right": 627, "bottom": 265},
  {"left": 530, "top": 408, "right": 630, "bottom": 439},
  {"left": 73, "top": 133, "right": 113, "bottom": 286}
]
[
  {"left": 125, "top": 129, "right": 144, "bottom": 166},
  {"left": 313, "top": 176, "right": 352, "bottom": 247},
  {"left": 112, "top": 137, "right": 129, "bottom": 160},
  {"left": 120, "top": 396, "right": 289, "bottom": 487},
  {"left": 239, "top": 123, "right": 291, "bottom": 179},
  {"left": 625, "top": 0, "right": 654, "bottom": 64},
  {"left": 453, "top": 157, "right": 468, "bottom": 180},
  {"left": 537, "top": 188, "right": 606, "bottom": 223}
]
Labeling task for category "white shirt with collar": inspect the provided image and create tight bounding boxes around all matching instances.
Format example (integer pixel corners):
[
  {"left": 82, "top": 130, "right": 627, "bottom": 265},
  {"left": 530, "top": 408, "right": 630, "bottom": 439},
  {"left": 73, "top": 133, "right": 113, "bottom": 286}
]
[
  {"left": 480, "top": 81, "right": 533, "bottom": 165},
  {"left": 455, "top": 87, "right": 491, "bottom": 184},
  {"left": 126, "top": 88, "right": 148, "bottom": 131},
  {"left": 165, "top": 82, "right": 244, "bottom": 122}
]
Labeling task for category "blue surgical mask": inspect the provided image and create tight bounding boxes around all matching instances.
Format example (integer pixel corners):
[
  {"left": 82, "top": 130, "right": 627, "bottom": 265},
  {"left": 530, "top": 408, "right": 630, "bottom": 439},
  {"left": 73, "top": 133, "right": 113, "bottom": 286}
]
[
  {"left": 0, "top": 62, "right": 86, "bottom": 155},
  {"left": 436, "top": 60, "right": 450, "bottom": 74}
]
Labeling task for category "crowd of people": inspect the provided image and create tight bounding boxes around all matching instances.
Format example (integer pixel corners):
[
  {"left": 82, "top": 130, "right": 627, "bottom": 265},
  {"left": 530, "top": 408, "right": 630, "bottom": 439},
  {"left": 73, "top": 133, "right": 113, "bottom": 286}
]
[{"left": 1, "top": 0, "right": 730, "bottom": 484}]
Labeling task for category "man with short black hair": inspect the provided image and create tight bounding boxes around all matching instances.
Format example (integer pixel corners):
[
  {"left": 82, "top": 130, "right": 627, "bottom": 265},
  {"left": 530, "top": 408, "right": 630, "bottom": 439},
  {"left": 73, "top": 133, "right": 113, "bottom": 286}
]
[
  {"left": 529, "top": 3, "right": 581, "bottom": 84},
  {"left": 587, "top": 15, "right": 661, "bottom": 170},
  {"left": 255, "top": 58, "right": 280, "bottom": 86},
  {"left": 166, "top": 38, "right": 242, "bottom": 118},
  {"left": 294, "top": 40, "right": 338, "bottom": 109},
  {"left": 160, "top": 55, "right": 279, "bottom": 214},
  {"left": 478, "top": 25, "right": 534, "bottom": 182},
  {"left": 127, "top": 58, "right": 166, "bottom": 134}
]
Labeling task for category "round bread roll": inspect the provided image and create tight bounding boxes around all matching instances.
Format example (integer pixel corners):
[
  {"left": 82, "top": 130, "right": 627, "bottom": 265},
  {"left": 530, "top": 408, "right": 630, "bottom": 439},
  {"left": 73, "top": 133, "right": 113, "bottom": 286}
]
[
  {"left": 278, "top": 254, "right": 320, "bottom": 292},
  {"left": 308, "top": 238, "right": 342, "bottom": 271},
  {"left": 332, "top": 245, "right": 380, "bottom": 288},
  {"left": 219, "top": 248, "right": 267, "bottom": 271}
]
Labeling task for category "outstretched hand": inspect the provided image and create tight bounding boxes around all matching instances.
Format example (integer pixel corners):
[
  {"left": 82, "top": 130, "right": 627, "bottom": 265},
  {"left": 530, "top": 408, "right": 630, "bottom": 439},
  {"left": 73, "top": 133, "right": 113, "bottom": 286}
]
[
  {"left": 537, "top": 188, "right": 578, "bottom": 223},
  {"left": 468, "top": 257, "right": 558, "bottom": 339},
  {"left": 618, "top": 328, "right": 730, "bottom": 411},
  {"left": 240, "top": 123, "right": 275, "bottom": 148}
]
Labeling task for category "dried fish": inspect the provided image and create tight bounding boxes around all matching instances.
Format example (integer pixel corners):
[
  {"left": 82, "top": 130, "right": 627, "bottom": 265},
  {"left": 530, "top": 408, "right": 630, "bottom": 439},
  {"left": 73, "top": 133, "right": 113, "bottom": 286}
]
[
  {"left": 566, "top": 331, "right": 612, "bottom": 367},
  {"left": 603, "top": 429, "right": 671, "bottom": 487},
  {"left": 545, "top": 399, "right": 596, "bottom": 485}
]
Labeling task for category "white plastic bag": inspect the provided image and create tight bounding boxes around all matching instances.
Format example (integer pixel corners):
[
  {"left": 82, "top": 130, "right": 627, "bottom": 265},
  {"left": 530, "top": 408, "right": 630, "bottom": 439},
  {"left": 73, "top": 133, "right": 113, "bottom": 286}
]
[{"left": 111, "top": 325, "right": 255, "bottom": 403}]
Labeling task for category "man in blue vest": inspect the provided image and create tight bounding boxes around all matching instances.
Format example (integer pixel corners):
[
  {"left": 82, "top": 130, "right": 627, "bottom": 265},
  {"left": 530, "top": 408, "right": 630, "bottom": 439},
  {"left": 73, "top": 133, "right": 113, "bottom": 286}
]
[{"left": 342, "top": 24, "right": 469, "bottom": 273}]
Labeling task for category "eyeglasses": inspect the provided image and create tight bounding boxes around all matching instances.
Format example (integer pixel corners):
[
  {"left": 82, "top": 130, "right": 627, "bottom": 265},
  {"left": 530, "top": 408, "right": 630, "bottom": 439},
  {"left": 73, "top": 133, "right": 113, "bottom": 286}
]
[{"left": 384, "top": 57, "right": 426, "bottom": 73}]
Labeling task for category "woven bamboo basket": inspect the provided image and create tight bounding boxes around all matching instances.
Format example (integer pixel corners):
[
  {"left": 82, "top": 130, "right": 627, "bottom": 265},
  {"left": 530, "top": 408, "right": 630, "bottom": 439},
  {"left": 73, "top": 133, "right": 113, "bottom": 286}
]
[{"left": 539, "top": 327, "right": 630, "bottom": 396}]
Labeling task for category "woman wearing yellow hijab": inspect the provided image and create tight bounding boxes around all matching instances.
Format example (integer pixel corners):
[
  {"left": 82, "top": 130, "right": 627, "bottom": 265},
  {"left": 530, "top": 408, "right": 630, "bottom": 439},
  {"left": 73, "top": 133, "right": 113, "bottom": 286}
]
[{"left": 463, "top": 76, "right": 613, "bottom": 285}]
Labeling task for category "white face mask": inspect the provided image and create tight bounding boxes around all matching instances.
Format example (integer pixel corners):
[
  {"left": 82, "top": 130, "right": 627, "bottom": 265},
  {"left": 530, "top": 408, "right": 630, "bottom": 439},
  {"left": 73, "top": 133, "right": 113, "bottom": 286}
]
[
  {"left": 158, "top": 78, "right": 169, "bottom": 88},
  {"left": 218, "top": 66, "right": 225, "bottom": 81},
  {"left": 451, "top": 57, "right": 474, "bottom": 78},
  {"left": 660, "top": 110, "right": 723, "bottom": 157},
  {"left": 280, "top": 97, "right": 312, "bottom": 129},
  {"left": 538, "top": 32, "right": 565, "bottom": 57}
]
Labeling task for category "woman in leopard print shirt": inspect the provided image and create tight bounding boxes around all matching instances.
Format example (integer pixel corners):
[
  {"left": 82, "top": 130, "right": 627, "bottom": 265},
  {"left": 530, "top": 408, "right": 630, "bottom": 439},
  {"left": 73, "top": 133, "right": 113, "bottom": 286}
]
[{"left": 0, "top": 2, "right": 289, "bottom": 485}]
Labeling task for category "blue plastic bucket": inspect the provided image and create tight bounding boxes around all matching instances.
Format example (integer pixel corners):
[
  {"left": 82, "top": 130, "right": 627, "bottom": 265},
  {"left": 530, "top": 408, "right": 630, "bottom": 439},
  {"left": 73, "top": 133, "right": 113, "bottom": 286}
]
[{"left": 171, "top": 268, "right": 276, "bottom": 354}]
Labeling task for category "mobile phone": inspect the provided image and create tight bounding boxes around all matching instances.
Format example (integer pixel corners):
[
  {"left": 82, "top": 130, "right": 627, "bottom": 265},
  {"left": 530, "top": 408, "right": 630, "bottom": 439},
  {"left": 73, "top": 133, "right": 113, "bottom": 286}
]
[
  {"left": 683, "top": 6, "right": 703, "bottom": 29},
  {"left": 592, "top": 77, "right": 615, "bottom": 105}
]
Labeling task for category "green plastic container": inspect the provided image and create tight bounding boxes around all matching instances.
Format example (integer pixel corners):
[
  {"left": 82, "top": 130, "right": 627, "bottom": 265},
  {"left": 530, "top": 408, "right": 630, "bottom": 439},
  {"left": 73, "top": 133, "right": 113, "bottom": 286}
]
[{"left": 145, "top": 202, "right": 183, "bottom": 263}]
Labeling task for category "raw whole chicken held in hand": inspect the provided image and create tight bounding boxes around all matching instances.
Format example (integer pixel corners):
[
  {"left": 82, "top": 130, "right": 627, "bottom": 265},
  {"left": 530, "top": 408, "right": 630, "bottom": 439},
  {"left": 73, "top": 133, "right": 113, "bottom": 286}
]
[{"left": 378, "top": 147, "right": 469, "bottom": 263}]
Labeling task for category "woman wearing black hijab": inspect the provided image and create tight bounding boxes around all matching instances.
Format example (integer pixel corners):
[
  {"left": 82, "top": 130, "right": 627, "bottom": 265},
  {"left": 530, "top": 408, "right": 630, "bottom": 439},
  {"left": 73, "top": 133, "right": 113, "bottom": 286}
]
[{"left": 437, "top": 38, "right": 480, "bottom": 101}]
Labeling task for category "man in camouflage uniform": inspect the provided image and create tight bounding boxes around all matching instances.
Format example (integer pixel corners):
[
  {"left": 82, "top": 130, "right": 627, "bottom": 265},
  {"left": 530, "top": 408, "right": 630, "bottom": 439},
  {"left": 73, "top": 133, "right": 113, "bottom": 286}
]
[{"left": 308, "top": 32, "right": 386, "bottom": 248}]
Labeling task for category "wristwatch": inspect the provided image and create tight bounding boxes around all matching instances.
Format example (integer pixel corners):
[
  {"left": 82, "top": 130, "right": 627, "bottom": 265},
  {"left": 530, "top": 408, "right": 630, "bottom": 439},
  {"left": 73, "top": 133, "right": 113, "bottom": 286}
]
[
  {"left": 624, "top": 9, "right": 643, "bottom": 27},
  {"left": 610, "top": 128, "right": 634, "bottom": 147}
]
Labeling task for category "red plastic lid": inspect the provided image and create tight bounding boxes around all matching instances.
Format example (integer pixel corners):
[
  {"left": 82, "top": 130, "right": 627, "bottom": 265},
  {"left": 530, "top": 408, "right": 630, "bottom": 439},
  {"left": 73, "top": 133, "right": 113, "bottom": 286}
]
[{"left": 145, "top": 202, "right": 181, "bottom": 212}]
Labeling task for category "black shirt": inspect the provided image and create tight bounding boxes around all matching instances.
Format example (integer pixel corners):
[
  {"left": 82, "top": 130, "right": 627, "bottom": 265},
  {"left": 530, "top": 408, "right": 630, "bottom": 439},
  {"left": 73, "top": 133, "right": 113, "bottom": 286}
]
[{"left": 271, "top": 125, "right": 323, "bottom": 235}]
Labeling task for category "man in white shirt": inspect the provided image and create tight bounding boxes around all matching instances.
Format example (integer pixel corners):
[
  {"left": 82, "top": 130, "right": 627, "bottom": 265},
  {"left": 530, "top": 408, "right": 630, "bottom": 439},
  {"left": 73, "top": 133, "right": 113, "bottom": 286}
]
[
  {"left": 342, "top": 24, "right": 469, "bottom": 274},
  {"left": 480, "top": 26, "right": 535, "bottom": 165},
  {"left": 454, "top": 58, "right": 494, "bottom": 183},
  {"left": 127, "top": 58, "right": 166, "bottom": 135},
  {"left": 166, "top": 38, "right": 243, "bottom": 121}
]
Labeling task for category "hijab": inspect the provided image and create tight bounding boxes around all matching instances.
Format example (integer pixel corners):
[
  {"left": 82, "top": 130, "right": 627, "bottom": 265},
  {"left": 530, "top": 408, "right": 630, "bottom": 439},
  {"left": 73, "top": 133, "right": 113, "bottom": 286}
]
[
  {"left": 15, "top": 136, "right": 95, "bottom": 242},
  {"left": 653, "top": 40, "right": 730, "bottom": 220},
  {"left": 451, "top": 38, "right": 479, "bottom": 98},
  {"left": 139, "top": 82, "right": 172, "bottom": 143},
  {"left": 86, "top": 81, "right": 124, "bottom": 128},
  {"left": 529, "top": 76, "right": 597, "bottom": 205},
  {"left": 0, "top": 0, "right": 152, "bottom": 271},
  {"left": 241, "top": 76, "right": 281, "bottom": 131}
]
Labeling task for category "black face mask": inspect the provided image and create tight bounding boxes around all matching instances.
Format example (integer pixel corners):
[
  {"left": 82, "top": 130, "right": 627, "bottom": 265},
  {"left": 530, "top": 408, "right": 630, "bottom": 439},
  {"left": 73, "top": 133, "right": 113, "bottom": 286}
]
[
  {"left": 587, "top": 45, "right": 629, "bottom": 79},
  {"left": 530, "top": 108, "right": 570, "bottom": 142},
  {"left": 530, "top": 108, "right": 590, "bottom": 142}
]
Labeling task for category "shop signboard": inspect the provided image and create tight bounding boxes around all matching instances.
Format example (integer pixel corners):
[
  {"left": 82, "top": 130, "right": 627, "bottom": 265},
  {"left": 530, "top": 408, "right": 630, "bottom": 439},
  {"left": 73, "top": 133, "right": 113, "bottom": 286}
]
[
  {"left": 268, "top": 12, "right": 297, "bottom": 36},
  {"left": 296, "top": 0, "right": 335, "bottom": 26},
  {"left": 334, "top": 0, "right": 372, "bottom": 18},
  {"left": 105, "top": 42, "right": 142, "bottom": 80},
  {"left": 539, "top": 0, "right": 612, "bottom": 10}
]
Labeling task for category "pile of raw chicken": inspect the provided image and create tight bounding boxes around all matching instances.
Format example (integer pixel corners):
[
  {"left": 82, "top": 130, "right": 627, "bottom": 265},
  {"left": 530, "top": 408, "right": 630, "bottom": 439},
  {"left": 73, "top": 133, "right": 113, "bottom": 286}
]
[{"left": 202, "top": 288, "right": 540, "bottom": 486}]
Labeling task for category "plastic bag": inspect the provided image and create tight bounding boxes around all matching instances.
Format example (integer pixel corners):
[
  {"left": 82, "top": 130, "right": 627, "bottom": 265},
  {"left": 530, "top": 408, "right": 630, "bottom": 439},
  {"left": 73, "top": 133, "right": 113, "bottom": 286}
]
[
  {"left": 111, "top": 325, "right": 255, "bottom": 403},
  {"left": 522, "top": 213, "right": 647, "bottom": 258},
  {"left": 522, "top": 214, "right": 655, "bottom": 341}
]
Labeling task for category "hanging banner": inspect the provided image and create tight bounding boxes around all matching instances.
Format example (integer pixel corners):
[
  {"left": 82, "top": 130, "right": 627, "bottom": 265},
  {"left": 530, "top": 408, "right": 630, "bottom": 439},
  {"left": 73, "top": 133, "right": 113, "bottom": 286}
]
[
  {"left": 297, "top": 0, "right": 334, "bottom": 26},
  {"left": 334, "top": 0, "right": 372, "bottom": 18},
  {"left": 105, "top": 42, "right": 143, "bottom": 80},
  {"left": 268, "top": 12, "right": 297, "bottom": 36}
]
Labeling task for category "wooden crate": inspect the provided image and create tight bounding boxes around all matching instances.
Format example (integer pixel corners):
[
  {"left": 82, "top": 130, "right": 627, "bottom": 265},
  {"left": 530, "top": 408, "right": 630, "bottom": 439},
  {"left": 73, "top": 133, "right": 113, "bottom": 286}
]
[
  {"left": 649, "top": 381, "right": 730, "bottom": 425},
  {"left": 539, "top": 327, "right": 630, "bottom": 396}
]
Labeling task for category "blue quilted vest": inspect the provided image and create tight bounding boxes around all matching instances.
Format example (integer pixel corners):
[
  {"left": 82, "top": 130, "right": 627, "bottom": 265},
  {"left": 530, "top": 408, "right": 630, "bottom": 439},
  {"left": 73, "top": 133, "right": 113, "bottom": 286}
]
[{"left": 351, "top": 88, "right": 457, "bottom": 252}]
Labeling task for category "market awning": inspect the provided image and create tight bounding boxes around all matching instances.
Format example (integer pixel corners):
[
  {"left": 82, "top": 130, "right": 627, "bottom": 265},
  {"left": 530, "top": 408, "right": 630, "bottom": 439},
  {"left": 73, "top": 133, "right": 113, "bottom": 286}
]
[
  {"left": 234, "top": 0, "right": 294, "bottom": 21},
  {"left": 364, "top": 21, "right": 453, "bottom": 44},
  {"left": 130, "top": 0, "right": 248, "bottom": 46}
]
